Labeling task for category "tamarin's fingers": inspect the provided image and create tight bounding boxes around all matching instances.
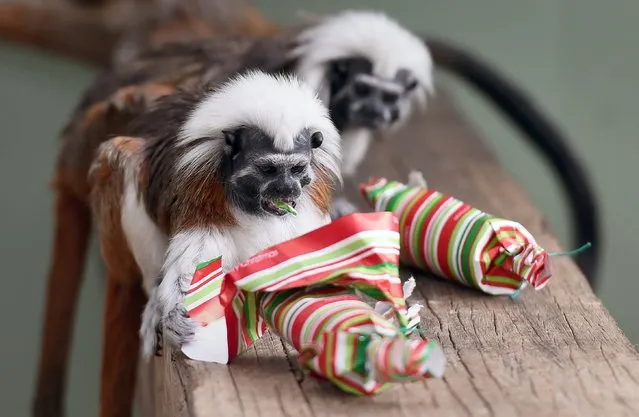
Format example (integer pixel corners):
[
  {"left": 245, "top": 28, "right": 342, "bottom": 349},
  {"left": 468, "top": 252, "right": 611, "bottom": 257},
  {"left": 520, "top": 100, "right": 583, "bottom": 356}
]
[
  {"left": 82, "top": 83, "right": 176, "bottom": 132},
  {"left": 110, "top": 84, "right": 176, "bottom": 112}
]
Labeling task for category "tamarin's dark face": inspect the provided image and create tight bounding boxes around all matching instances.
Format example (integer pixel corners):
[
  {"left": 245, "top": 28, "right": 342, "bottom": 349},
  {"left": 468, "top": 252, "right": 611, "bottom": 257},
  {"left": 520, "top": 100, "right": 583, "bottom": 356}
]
[
  {"left": 220, "top": 126, "right": 324, "bottom": 216},
  {"left": 327, "top": 57, "right": 419, "bottom": 132}
]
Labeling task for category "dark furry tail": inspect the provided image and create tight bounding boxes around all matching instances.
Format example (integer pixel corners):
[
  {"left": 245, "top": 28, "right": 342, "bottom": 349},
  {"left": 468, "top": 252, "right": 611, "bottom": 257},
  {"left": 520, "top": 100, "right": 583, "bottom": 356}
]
[
  {"left": 0, "top": 4, "right": 117, "bottom": 67},
  {"left": 425, "top": 37, "right": 601, "bottom": 287}
]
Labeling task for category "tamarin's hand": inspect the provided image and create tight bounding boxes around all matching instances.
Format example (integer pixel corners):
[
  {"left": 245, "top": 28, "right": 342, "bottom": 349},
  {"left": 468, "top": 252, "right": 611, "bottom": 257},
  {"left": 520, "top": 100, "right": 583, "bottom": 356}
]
[
  {"left": 330, "top": 197, "right": 358, "bottom": 220},
  {"left": 141, "top": 229, "right": 223, "bottom": 357}
]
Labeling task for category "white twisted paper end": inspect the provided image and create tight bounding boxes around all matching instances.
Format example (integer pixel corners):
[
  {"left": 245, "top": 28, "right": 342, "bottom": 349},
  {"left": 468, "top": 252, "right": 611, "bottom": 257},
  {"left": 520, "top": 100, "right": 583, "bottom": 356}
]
[
  {"left": 374, "top": 277, "right": 423, "bottom": 332},
  {"left": 407, "top": 170, "right": 428, "bottom": 188}
]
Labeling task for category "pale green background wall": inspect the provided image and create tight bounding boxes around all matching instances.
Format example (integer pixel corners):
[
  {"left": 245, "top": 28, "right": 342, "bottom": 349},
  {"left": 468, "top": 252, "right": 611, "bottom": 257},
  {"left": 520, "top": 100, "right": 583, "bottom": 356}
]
[{"left": 0, "top": 1, "right": 636, "bottom": 416}]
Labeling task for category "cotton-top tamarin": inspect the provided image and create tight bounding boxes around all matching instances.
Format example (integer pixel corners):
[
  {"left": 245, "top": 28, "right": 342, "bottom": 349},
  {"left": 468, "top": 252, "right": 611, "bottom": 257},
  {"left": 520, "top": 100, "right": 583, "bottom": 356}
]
[{"left": 128, "top": 71, "right": 341, "bottom": 357}]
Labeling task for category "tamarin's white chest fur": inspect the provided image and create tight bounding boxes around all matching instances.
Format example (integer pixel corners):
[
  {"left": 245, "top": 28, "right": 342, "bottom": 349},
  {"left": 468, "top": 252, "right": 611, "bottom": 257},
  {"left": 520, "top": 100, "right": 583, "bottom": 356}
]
[{"left": 121, "top": 180, "right": 330, "bottom": 295}]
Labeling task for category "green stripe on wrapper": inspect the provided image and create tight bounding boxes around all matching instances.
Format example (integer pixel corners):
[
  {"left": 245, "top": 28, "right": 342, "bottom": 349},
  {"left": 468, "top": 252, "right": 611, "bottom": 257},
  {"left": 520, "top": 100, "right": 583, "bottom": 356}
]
[
  {"left": 181, "top": 212, "right": 446, "bottom": 395},
  {"left": 359, "top": 176, "right": 552, "bottom": 296}
]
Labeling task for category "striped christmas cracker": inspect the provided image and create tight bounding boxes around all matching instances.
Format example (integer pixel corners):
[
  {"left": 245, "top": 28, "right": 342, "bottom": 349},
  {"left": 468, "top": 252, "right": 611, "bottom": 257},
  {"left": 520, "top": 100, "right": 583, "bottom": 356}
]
[
  {"left": 359, "top": 176, "right": 551, "bottom": 296},
  {"left": 182, "top": 212, "right": 446, "bottom": 395}
]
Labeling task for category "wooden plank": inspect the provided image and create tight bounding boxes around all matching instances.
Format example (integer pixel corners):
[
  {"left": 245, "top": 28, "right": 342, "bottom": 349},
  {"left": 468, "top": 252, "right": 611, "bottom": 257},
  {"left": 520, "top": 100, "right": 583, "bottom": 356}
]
[
  {"left": 151, "top": 90, "right": 639, "bottom": 416},
  {"left": 153, "top": 332, "right": 314, "bottom": 417}
]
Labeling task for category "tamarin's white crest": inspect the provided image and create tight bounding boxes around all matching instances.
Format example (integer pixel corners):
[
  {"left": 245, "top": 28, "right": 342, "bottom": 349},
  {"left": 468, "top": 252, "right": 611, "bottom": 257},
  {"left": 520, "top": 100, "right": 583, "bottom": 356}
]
[
  {"left": 293, "top": 10, "right": 434, "bottom": 109},
  {"left": 177, "top": 71, "right": 341, "bottom": 180}
]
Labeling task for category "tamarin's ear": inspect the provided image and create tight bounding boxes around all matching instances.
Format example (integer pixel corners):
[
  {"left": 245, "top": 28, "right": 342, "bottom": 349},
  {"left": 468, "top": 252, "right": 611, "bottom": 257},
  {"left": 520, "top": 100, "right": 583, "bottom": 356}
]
[
  {"left": 223, "top": 129, "right": 242, "bottom": 157},
  {"left": 396, "top": 69, "right": 418, "bottom": 92}
]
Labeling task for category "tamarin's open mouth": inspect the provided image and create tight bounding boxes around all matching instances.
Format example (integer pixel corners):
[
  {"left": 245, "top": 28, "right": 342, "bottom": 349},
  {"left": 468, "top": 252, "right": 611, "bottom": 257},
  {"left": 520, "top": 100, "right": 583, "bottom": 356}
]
[{"left": 262, "top": 199, "right": 297, "bottom": 216}]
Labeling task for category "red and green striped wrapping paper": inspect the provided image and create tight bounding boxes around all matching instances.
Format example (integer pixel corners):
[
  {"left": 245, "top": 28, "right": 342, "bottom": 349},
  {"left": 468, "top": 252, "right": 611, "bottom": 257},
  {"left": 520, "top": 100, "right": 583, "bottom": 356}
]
[
  {"left": 359, "top": 177, "right": 552, "bottom": 296},
  {"left": 181, "top": 212, "right": 446, "bottom": 395},
  {"left": 185, "top": 256, "right": 225, "bottom": 326},
  {"left": 258, "top": 286, "right": 444, "bottom": 395}
]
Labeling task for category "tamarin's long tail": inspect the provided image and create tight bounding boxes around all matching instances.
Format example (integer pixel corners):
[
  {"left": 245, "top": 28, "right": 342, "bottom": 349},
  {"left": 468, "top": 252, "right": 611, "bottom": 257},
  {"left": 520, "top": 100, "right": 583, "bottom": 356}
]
[
  {"left": 426, "top": 38, "right": 600, "bottom": 286},
  {"left": 0, "top": 4, "right": 118, "bottom": 66},
  {"left": 33, "top": 183, "right": 92, "bottom": 417}
]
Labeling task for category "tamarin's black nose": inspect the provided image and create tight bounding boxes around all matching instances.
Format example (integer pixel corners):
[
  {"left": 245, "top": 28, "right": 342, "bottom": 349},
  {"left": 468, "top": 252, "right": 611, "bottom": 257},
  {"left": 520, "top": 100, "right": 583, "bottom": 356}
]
[
  {"left": 390, "top": 107, "right": 400, "bottom": 123},
  {"left": 354, "top": 80, "right": 372, "bottom": 97},
  {"left": 381, "top": 91, "right": 399, "bottom": 105}
]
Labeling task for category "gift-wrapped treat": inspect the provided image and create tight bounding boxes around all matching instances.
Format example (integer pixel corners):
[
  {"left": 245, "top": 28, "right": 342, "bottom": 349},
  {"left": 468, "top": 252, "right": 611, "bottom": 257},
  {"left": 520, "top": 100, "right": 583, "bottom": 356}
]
[
  {"left": 181, "top": 212, "right": 446, "bottom": 395},
  {"left": 360, "top": 173, "right": 552, "bottom": 296}
]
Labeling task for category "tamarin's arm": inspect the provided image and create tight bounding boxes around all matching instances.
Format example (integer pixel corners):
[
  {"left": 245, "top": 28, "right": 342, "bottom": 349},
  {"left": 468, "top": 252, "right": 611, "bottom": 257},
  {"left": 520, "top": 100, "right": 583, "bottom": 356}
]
[{"left": 140, "top": 228, "right": 233, "bottom": 358}]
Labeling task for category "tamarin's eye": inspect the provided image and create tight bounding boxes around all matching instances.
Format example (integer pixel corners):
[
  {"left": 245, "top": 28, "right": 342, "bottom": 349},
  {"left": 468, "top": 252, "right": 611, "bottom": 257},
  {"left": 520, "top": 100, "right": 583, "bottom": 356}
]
[
  {"left": 335, "top": 61, "right": 349, "bottom": 75},
  {"left": 311, "top": 131, "right": 323, "bottom": 148},
  {"left": 291, "top": 164, "right": 306, "bottom": 175},
  {"left": 259, "top": 165, "right": 277, "bottom": 175},
  {"left": 354, "top": 82, "right": 371, "bottom": 97}
]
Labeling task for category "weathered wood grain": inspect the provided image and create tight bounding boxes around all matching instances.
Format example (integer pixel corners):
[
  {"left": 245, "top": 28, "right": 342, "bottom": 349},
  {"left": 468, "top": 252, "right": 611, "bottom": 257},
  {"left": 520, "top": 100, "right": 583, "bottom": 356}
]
[{"left": 148, "top": 90, "right": 639, "bottom": 417}]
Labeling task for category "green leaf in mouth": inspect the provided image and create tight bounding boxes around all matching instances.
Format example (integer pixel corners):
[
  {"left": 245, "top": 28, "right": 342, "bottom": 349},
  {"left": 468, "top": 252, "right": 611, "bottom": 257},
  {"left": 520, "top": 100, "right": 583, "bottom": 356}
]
[{"left": 274, "top": 201, "right": 298, "bottom": 216}]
